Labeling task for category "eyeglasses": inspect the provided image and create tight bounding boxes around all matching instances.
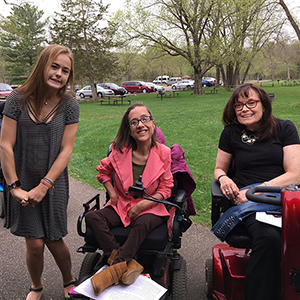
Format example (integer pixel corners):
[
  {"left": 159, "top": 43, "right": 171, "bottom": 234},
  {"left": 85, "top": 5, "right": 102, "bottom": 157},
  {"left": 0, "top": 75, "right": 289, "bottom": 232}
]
[
  {"left": 128, "top": 115, "right": 153, "bottom": 127},
  {"left": 233, "top": 100, "right": 260, "bottom": 111}
]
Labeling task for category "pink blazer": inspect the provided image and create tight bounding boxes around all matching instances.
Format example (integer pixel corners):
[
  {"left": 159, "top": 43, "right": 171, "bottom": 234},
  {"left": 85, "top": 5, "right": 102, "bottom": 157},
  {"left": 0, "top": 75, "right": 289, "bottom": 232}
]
[{"left": 96, "top": 143, "right": 174, "bottom": 227}]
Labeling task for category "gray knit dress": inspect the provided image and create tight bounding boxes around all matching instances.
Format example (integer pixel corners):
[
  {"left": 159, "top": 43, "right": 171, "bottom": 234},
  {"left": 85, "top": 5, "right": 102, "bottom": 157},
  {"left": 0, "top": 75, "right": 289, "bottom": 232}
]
[{"left": 3, "top": 92, "right": 79, "bottom": 241}]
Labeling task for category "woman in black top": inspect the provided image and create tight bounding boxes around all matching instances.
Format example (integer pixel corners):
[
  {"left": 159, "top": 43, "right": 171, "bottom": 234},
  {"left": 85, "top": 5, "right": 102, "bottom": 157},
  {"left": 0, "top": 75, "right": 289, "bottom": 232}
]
[{"left": 212, "top": 83, "right": 300, "bottom": 300}]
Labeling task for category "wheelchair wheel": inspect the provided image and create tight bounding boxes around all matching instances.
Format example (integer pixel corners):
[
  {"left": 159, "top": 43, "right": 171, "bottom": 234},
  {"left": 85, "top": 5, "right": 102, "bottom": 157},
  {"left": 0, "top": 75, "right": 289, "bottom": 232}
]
[
  {"left": 171, "top": 258, "right": 187, "bottom": 300},
  {"left": 79, "top": 252, "right": 102, "bottom": 279},
  {"left": 205, "top": 258, "right": 213, "bottom": 298}
]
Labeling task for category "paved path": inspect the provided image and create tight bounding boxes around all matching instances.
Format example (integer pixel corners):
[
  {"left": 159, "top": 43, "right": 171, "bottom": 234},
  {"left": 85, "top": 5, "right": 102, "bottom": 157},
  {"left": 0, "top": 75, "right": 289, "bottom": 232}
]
[{"left": 0, "top": 178, "right": 220, "bottom": 299}]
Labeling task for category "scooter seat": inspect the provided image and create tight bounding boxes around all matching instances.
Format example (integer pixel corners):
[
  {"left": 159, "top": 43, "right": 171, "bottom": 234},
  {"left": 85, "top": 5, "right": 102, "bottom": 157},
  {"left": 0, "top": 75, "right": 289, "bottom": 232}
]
[{"left": 225, "top": 230, "right": 252, "bottom": 249}]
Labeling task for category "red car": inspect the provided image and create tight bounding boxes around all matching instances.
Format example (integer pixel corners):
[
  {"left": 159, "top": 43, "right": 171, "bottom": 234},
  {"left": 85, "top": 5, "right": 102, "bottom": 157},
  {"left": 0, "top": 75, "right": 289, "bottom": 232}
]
[
  {"left": 0, "top": 83, "right": 13, "bottom": 101},
  {"left": 121, "top": 81, "right": 154, "bottom": 93}
]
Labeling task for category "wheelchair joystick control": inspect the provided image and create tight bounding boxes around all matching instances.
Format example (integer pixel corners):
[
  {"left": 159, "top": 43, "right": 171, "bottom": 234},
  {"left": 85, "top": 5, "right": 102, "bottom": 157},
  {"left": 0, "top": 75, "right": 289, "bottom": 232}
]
[{"left": 127, "top": 175, "right": 146, "bottom": 199}]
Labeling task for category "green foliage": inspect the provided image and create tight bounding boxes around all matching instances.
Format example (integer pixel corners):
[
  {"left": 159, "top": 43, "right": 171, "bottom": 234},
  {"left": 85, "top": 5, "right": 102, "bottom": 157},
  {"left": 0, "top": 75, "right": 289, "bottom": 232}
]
[
  {"left": 68, "top": 84, "right": 300, "bottom": 226},
  {"left": 50, "top": 0, "right": 119, "bottom": 86},
  {"left": 0, "top": 3, "right": 47, "bottom": 84},
  {"left": 115, "top": 0, "right": 224, "bottom": 94}
]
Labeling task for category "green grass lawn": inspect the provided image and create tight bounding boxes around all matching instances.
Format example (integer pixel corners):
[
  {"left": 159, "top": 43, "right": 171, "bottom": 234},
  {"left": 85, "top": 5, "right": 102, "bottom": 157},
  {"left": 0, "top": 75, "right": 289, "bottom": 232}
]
[{"left": 69, "top": 83, "right": 300, "bottom": 227}]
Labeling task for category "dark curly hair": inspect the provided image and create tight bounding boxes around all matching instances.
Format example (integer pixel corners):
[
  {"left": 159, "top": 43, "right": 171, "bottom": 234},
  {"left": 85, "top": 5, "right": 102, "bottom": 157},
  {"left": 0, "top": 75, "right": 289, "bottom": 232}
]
[{"left": 222, "top": 83, "right": 277, "bottom": 141}]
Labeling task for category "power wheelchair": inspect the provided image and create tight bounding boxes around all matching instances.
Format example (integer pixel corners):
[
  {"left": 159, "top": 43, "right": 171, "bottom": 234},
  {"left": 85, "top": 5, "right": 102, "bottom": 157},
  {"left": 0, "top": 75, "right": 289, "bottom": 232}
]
[{"left": 76, "top": 175, "right": 192, "bottom": 300}]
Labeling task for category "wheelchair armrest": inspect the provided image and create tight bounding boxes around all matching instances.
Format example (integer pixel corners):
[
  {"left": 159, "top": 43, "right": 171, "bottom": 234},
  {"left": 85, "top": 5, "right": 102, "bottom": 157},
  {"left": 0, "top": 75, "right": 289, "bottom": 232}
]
[
  {"left": 211, "top": 180, "right": 224, "bottom": 197},
  {"left": 77, "top": 194, "right": 100, "bottom": 237},
  {"left": 211, "top": 181, "right": 233, "bottom": 226}
]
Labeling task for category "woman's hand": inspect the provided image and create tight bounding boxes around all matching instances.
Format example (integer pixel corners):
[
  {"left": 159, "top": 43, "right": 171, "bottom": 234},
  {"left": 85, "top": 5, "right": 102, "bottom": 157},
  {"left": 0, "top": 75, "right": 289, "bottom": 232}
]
[
  {"left": 233, "top": 189, "right": 248, "bottom": 205},
  {"left": 10, "top": 188, "right": 30, "bottom": 206},
  {"left": 219, "top": 176, "right": 240, "bottom": 203},
  {"left": 128, "top": 203, "right": 143, "bottom": 220},
  {"left": 110, "top": 193, "right": 118, "bottom": 206},
  {"left": 27, "top": 183, "right": 49, "bottom": 207}
]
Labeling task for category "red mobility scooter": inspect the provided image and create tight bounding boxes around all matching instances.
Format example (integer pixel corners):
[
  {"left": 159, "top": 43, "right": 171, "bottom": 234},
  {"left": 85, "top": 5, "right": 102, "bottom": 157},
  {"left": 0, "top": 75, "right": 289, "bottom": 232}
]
[{"left": 206, "top": 183, "right": 300, "bottom": 300}]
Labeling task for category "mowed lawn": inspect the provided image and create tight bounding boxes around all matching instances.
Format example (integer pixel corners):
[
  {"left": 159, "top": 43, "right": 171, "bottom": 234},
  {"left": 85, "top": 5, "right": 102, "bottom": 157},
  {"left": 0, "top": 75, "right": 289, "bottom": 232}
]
[{"left": 69, "top": 83, "right": 300, "bottom": 226}]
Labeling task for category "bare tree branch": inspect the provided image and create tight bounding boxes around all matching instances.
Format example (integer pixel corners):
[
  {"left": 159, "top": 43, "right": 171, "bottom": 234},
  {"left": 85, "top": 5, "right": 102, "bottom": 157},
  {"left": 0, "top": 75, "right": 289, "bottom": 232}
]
[
  {"left": 3, "top": 0, "right": 20, "bottom": 6},
  {"left": 279, "top": 0, "right": 300, "bottom": 41}
]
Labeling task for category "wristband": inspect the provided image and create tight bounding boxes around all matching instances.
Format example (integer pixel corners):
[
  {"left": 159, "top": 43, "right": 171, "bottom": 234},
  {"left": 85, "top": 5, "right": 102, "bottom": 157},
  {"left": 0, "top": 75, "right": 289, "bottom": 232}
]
[
  {"left": 8, "top": 180, "right": 21, "bottom": 190},
  {"left": 41, "top": 179, "right": 52, "bottom": 189},
  {"left": 264, "top": 181, "right": 270, "bottom": 186},
  {"left": 40, "top": 177, "right": 54, "bottom": 189},
  {"left": 217, "top": 174, "right": 227, "bottom": 182}
]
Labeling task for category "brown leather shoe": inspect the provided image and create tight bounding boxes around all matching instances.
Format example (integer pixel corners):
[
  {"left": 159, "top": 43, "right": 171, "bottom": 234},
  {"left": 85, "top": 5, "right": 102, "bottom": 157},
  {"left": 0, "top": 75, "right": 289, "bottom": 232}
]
[
  {"left": 91, "top": 261, "right": 127, "bottom": 295},
  {"left": 121, "top": 259, "right": 144, "bottom": 285}
]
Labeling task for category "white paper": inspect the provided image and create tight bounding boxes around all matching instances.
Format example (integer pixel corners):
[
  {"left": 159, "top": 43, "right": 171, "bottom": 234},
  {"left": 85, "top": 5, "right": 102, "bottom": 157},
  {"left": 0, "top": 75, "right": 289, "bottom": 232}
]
[
  {"left": 74, "top": 265, "right": 167, "bottom": 300},
  {"left": 256, "top": 211, "right": 282, "bottom": 228}
]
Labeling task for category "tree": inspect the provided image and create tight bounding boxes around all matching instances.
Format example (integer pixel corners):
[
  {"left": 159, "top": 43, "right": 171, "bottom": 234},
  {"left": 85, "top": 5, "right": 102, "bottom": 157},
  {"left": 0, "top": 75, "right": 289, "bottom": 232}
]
[
  {"left": 116, "top": 0, "right": 225, "bottom": 95},
  {"left": 0, "top": 3, "right": 47, "bottom": 83},
  {"left": 279, "top": 0, "right": 300, "bottom": 41},
  {"left": 50, "top": 0, "right": 119, "bottom": 101},
  {"left": 216, "top": 0, "right": 283, "bottom": 87}
]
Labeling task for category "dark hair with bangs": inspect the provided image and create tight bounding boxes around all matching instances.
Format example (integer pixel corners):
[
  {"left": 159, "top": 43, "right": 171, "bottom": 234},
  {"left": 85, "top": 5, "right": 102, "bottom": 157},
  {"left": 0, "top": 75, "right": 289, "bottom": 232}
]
[
  {"left": 113, "top": 102, "right": 158, "bottom": 152},
  {"left": 222, "top": 83, "right": 277, "bottom": 141}
]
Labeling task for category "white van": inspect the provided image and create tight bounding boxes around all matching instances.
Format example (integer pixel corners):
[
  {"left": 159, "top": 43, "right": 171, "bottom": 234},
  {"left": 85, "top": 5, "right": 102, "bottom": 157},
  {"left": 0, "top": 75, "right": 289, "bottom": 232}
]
[
  {"left": 153, "top": 75, "right": 169, "bottom": 84},
  {"left": 166, "top": 77, "right": 182, "bottom": 86}
]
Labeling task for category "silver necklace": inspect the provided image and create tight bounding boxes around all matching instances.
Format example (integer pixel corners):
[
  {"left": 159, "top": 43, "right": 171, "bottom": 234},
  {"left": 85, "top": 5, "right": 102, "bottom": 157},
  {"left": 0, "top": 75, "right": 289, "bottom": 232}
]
[{"left": 241, "top": 130, "right": 257, "bottom": 145}]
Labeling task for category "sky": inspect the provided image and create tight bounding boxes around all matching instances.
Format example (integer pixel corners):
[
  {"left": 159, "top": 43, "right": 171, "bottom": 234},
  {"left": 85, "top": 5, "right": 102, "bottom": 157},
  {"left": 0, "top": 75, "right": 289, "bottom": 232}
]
[
  {"left": 2, "top": 0, "right": 125, "bottom": 18},
  {"left": 1, "top": 0, "right": 299, "bottom": 38},
  {"left": 2, "top": 0, "right": 298, "bottom": 20}
]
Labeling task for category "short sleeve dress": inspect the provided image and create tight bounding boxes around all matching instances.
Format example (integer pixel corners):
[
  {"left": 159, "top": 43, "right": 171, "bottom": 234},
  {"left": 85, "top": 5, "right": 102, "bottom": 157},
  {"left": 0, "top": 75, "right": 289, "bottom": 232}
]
[{"left": 3, "top": 91, "right": 80, "bottom": 241}]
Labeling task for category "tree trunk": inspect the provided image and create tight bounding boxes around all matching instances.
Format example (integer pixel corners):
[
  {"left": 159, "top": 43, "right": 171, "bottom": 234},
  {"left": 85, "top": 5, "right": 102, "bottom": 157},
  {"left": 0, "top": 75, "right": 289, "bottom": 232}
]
[
  {"left": 286, "top": 62, "right": 290, "bottom": 79},
  {"left": 83, "top": 27, "right": 97, "bottom": 102},
  {"left": 216, "top": 65, "right": 221, "bottom": 87},
  {"left": 193, "top": 66, "right": 203, "bottom": 95},
  {"left": 242, "top": 62, "right": 251, "bottom": 84},
  {"left": 226, "top": 63, "right": 235, "bottom": 88}
]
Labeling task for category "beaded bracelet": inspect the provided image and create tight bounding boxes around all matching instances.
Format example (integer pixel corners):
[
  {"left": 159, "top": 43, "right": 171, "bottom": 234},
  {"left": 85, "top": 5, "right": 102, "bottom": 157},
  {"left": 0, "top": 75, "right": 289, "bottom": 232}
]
[{"left": 40, "top": 177, "right": 54, "bottom": 189}]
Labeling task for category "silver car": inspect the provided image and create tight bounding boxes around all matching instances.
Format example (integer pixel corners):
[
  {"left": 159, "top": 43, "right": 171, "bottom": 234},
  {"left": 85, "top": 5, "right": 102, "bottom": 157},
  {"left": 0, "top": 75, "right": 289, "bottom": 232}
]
[
  {"left": 76, "top": 85, "right": 114, "bottom": 98},
  {"left": 171, "top": 80, "right": 194, "bottom": 90}
]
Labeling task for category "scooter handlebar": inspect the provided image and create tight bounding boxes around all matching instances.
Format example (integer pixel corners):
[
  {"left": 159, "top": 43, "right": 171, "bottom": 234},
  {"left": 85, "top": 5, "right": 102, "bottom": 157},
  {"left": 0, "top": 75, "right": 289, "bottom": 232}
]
[{"left": 246, "top": 186, "right": 282, "bottom": 206}]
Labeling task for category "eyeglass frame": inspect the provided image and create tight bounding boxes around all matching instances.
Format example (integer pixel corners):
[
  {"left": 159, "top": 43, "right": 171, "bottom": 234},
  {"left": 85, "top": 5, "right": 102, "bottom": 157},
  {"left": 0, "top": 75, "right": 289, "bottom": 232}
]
[
  {"left": 128, "top": 115, "right": 153, "bottom": 127},
  {"left": 233, "top": 99, "right": 260, "bottom": 111}
]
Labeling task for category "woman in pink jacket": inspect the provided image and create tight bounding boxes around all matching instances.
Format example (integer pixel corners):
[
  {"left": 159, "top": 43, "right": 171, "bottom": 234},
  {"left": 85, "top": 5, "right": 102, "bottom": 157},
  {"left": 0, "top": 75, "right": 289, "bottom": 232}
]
[{"left": 85, "top": 103, "right": 173, "bottom": 295}]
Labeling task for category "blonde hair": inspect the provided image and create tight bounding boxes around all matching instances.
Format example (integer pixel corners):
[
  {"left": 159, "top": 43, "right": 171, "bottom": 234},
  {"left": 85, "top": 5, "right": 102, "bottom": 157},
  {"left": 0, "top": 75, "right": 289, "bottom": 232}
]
[{"left": 17, "top": 44, "right": 74, "bottom": 114}]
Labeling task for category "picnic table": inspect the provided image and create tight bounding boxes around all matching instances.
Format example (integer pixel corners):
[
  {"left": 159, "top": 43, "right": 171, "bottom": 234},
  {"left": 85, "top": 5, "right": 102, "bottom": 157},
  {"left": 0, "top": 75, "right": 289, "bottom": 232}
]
[
  {"left": 156, "top": 90, "right": 179, "bottom": 100},
  {"left": 101, "top": 94, "right": 132, "bottom": 105},
  {"left": 202, "top": 87, "right": 219, "bottom": 94}
]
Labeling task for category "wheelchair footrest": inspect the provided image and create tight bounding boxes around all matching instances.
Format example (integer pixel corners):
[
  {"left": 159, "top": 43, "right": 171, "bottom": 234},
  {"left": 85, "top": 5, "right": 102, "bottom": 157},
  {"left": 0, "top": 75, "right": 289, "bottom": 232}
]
[{"left": 77, "top": 244, "right": 98, "bottom": 254}]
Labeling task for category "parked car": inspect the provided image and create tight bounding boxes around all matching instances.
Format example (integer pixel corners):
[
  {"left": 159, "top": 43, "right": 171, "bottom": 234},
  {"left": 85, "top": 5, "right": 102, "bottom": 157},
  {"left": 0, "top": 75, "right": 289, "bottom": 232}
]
[
  {"left": 98, "top": 83, "right": 127, "bottom": 95},
  {"left": 76, "top": 85, "right": 114, "bottom": 98},
  {"left": 145, "top": 82, "right": 165, "bottom": 92},
  {"left": 166, "top": 77, "right": 182, "bottom": 86},
  {"left": 153, "top": 75, "right": 169, "bottom": 84},
  {"left": 202, "top": 77, "right": 217, "bottom": 87},
  {"left": 67, "top": 84, "right": 80, "bottom": 92},
  {"left": 0, "top": 83, "right": 13, "bottom": 101},
  {"left": 171, "top": 80, "right": 195, "bottom": 90},
  {"left": 121, "top": 81, "right": 154, "bottom": 93}
]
